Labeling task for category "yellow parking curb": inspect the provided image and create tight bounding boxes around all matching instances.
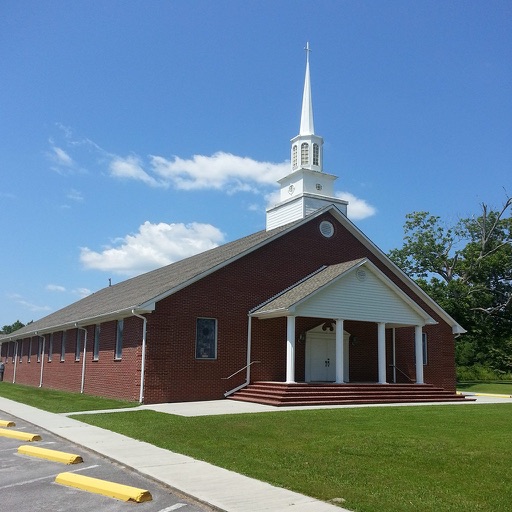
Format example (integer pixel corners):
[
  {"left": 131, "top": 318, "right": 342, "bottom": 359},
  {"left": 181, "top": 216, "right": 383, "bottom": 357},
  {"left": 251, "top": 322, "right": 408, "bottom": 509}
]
[
  {"left": 55, "top": 472, "right": 152, "bottom": 502},
  {"left": 0, "top": 420, "right": 16, "bottom": 427},
  {"left": 18, "top": 445, "right": 83, "bottom": 464},
  {"left": 0, "top": 428, "right": 42, "bottom": 441}
]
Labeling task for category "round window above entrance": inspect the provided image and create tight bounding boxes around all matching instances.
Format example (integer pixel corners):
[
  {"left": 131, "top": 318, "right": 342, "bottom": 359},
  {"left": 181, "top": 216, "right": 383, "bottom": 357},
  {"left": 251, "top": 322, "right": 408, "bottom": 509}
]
[{"left": 319, "top": 220, "right": 334, "bottom": 238}]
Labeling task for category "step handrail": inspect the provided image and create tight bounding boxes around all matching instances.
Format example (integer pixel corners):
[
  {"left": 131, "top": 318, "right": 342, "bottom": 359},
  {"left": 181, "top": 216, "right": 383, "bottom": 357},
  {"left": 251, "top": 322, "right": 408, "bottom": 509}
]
[
  {"left": 389, "top": 364, "right": 416, "bottom": 383},
  {"left": 222, "top": 361, "right": 261, "bottom": 380}
]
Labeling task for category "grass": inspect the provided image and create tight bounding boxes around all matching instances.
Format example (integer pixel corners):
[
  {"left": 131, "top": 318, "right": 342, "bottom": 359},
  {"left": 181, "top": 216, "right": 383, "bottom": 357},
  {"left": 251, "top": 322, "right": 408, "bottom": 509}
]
[
  {"left": 74, "top": 405, "right": 512, "bottom": 512},
  {"left": 457, "top": 381, "right": 512, "bottom": 395},
  {"left": 0, "top": 382, "right": 138, "bottom": 413}
]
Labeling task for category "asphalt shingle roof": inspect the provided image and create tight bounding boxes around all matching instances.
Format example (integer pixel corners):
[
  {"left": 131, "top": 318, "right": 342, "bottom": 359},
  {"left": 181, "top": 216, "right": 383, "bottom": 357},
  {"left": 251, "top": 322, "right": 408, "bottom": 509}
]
[{"left": 1, "top": 222, "right": 293, "bottom": 339}]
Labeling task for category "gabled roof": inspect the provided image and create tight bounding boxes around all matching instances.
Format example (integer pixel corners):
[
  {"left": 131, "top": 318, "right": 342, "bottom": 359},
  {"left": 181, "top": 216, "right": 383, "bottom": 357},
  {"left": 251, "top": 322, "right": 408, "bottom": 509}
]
[
  {"left": 251, "top": 258, "right": 436, "bottom": 326},
  {"left": 1, "top": 204, "right": 465, "bottom": 341}
]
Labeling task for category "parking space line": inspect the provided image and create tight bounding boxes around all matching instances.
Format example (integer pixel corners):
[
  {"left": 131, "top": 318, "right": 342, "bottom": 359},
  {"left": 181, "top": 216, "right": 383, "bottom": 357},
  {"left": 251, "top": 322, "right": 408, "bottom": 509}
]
[
  {"left": 0, "top": 464, "right": 100, "bottom": 490},
  {"left": 159, "top": 504, "right": 188, "bottom": 511}
]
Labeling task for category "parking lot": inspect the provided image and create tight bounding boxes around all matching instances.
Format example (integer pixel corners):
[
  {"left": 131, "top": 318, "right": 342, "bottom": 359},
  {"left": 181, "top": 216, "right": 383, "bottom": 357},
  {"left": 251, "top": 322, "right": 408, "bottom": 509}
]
[{"left": 0, "top": 414, "right": 214, "bottom": 512}]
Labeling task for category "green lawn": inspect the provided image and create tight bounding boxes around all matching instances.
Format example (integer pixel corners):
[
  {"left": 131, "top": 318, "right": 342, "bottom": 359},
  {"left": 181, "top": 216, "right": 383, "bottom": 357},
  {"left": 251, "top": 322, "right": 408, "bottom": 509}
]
[
  {"left": 75, "top": 405, "right": 512, "bottom": 512},
  {"left": 457, "top": 381, "right": 512, "bottom": 395},
  {"left": 0, "top": 382, "right": 138, "bottom": 413}
]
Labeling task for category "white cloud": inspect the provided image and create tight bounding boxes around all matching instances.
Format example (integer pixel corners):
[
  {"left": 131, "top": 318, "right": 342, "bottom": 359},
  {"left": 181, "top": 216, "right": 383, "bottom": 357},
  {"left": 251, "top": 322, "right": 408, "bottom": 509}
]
[
  {"left": 51, "top": 146, "right": 74, "bottom": 167},
  {"left": 46, "top": 284, "right": 66, "bottom": 292},
  {"left": 73, "top": 287, "right": 92, "bottom": 298},
  {"left": 150, "top": 152, "right": 288, "bottom": 192},
  {"left": 67, "top": 188, "right": 84, "bottom": 202},
  {"left": 109, "top": 155, "right": 166, "bottom": 188},
  {"left": 80, "top": 221, "right": 225, "bottom": 276},
  {"left": 8, "top": 294, "right": 52, "bottom": 313},
  {"left": 336, "top": 191, "right": 377, "bottom": 220}
]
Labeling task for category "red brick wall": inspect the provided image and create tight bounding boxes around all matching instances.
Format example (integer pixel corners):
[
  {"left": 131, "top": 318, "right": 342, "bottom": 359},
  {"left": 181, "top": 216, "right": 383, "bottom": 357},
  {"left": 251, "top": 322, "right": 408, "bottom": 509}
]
[
  {"left": 142, "top": 211, "right": 457, "bottom": 402},
  {"left": 1, "top": 319, "right": 142, "bottom": 401}
]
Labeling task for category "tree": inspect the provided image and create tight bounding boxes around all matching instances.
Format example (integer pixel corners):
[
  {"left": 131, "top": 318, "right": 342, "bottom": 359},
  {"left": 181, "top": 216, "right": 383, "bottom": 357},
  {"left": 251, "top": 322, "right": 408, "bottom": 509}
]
[
  {"left": 389, "top": 197, "right": 512, "bottom": 374},
  {"left": 1, "top": 320, "right": 25, "bottom": 335}
]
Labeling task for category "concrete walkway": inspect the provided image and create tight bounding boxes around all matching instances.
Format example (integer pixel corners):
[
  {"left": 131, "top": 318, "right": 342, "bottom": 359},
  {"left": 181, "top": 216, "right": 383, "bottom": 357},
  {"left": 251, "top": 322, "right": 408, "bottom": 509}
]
[{"left": 1, "top": 394, "right": 511, "bottom": 511}]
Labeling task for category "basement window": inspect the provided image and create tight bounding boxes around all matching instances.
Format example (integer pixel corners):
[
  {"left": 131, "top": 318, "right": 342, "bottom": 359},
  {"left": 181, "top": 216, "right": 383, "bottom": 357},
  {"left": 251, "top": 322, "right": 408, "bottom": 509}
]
[{"left": 196, "top": 318, "right": 217, "bottom": 360}]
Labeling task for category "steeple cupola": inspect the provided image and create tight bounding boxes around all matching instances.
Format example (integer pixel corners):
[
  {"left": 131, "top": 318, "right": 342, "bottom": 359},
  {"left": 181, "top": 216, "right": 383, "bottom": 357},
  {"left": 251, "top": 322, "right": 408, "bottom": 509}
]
[{"left": 266, "top": 43, "right": 348, "bottom": 231}]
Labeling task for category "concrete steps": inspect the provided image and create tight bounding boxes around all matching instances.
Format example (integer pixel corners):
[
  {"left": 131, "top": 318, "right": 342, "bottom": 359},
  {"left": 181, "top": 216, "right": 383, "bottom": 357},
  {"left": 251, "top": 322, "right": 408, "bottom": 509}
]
[{"left": 228, "top": 382, "right": 471, "bottom": 406}]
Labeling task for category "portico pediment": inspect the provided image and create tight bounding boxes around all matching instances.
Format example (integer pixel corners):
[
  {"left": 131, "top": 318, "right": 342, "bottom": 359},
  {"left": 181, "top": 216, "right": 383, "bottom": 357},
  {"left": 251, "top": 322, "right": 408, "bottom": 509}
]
[{"left": 251, "top": 258, "right": 435, "bottom": 327}]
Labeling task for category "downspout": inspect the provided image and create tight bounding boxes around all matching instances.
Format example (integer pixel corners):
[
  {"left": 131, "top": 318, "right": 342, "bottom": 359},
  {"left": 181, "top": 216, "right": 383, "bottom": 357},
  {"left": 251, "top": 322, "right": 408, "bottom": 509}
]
[
  {"left": 37, "top": 333, "right": 45, "bottom": 388},
  {"left": 246, "top": 315, "right": 252, "bottom": 386},
  {"left": 132, "top": 310, "right": 147, "bottom": 404},
  {"left": 76, "top": 325, "right": 88, "bottom": 394},
  {"left": 13, "top": 340, "right": 18, "bottom": 383}
]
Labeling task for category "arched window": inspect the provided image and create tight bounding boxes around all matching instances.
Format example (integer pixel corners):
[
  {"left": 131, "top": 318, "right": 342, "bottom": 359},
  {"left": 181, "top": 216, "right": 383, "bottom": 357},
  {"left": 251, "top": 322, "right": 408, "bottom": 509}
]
[
  {"left": 301, "top": 143, "right": 309, "bottom": 165},
  {"left": 313, "top": 143, "right": 319, "bottom": 166},
  {"left": 292, "top": 145, "right": 298, "bottom": 169}
]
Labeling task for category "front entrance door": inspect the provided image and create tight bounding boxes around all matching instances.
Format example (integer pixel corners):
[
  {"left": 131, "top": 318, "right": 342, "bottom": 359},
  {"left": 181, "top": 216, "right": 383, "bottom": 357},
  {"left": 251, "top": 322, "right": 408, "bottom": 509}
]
[
  {"left": 305, "top": 328, "right": 351, "bottom": 382},
  {"left": 306, "top": 334, "right": 336, "bottom": 382}
]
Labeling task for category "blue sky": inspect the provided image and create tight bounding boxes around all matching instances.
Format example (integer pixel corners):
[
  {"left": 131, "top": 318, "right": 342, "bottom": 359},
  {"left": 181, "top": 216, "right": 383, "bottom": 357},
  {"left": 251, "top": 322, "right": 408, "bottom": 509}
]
[{"left": 1, "top": 0, "right": 511, "bottom": 327}]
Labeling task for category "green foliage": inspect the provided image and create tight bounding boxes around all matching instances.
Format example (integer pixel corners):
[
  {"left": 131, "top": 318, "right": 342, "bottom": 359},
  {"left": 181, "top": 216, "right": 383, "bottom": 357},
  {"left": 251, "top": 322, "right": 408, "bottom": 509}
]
[
  {"left": 77, "top": 405, "right": 512, "bottom": 512},
  {"left": 1, "top": 320, "right": 25, "bottom": 334},
  {"left": 389, "top": 198, "right": 512, "bottom": 374}
]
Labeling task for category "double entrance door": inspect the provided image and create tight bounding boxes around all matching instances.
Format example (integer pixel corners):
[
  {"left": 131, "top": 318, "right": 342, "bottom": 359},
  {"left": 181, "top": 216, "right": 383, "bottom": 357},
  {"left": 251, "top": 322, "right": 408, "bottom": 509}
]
[{"left": 305, "top": 330, "right": 350, "bottom": 382}]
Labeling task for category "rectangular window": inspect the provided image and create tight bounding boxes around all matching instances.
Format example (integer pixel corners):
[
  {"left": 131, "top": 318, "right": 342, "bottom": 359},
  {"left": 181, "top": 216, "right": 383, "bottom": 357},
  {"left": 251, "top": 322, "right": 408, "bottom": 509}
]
[
  {"left": 93, "top": 324, "right": 100, "bottom": 361},
  {"left": 115, "top": 319, "right": 124, "bottom": 360},
  {"left": 61, "top": 331, "right": 67, "bottom": 362},
  {"left": 28, "top": 339, "right": 32, "bottom": 363},
  {"left": 422, "top": 333, "right": 428, "bottom": 366},
  {"left": 75, "top": 330, "right": 81, "bottom": 361},
  {"left": 37, "top": 337, "right": 44, "bottom": 363},
  {"left": 48, "top": 333, "right": 53, "bottom": 362},
  {"left": 195, "top": 318, "right": 217, "bottom": 360}
]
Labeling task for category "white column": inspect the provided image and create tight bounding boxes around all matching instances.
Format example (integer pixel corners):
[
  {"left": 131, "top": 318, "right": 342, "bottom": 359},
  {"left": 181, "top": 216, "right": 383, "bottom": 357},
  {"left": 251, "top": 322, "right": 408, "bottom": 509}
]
[
  {"left": 415, "top": 325, "right": 424, "bottom": 384},
  {"left": 335, "top": 319, "right": 344, "bottom": 383},
  {"left": 378, "top": 322, "right": 387, "bottom": 384},
  {"left": 286, "top": 316, "right": 296, "bottom": 383}
]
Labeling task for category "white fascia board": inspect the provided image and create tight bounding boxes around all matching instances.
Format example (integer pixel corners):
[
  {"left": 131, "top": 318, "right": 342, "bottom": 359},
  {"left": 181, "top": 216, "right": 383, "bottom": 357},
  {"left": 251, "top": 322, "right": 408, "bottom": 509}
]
[
  {"left": 325, "top": 207, "right": 466, "bottom": 334},
  {"left": 0, "top": 306, "right": 155, "bottom": 341}
]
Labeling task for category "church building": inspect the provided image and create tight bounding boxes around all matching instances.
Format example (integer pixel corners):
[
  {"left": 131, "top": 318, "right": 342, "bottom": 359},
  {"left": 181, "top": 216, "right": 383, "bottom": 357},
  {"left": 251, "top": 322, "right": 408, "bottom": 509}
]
[{"left": 0, "top": 45, "right": 466, "bottom": 405}]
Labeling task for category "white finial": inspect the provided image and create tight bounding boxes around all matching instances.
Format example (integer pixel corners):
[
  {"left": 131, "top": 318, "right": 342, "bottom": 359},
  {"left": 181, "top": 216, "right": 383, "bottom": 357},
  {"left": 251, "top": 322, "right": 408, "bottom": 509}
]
[{"left": 300, "top": 42, "right": 314, "bottom": 136}]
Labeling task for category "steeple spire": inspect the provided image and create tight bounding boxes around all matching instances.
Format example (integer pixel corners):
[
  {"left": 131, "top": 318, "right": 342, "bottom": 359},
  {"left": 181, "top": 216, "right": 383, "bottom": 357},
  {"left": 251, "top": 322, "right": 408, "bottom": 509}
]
[{"left": 299, "top": 42, "right": 315, "bottom": 136}]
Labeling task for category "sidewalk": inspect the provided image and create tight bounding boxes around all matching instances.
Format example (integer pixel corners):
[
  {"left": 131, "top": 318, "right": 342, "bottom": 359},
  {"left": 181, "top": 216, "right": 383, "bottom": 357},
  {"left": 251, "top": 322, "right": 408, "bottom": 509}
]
[
  {"left": 0, "top": 396, "right": 350, "bottom": 512},
  {"left": 2, "top": 395, "right": 511, "bottom": 511}
]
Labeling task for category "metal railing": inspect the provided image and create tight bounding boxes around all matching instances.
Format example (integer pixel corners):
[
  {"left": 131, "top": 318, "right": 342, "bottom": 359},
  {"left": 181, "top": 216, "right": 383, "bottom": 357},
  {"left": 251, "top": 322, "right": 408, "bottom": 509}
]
[
  {"left": 222, "top": 361, "right": 261, "bottom": 380},
  {"left": 389, "top": 364, "right": 416, "bottom": 383}
]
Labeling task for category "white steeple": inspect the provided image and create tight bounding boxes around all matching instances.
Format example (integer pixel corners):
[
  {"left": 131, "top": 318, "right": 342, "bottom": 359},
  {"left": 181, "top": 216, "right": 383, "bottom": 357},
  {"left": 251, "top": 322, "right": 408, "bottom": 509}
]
[
  {"left": 266, "top": 42, "right": 348, "bottom": 231},
  {"left": 299, "top": 42, "right": 315, "bottom": 136}
]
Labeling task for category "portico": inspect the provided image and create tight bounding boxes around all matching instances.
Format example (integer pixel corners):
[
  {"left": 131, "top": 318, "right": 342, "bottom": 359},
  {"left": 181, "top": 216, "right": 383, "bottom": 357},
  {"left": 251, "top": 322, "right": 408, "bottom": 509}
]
[{"left": 251, "top": 258, "right": 435, "bottom": 386}]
